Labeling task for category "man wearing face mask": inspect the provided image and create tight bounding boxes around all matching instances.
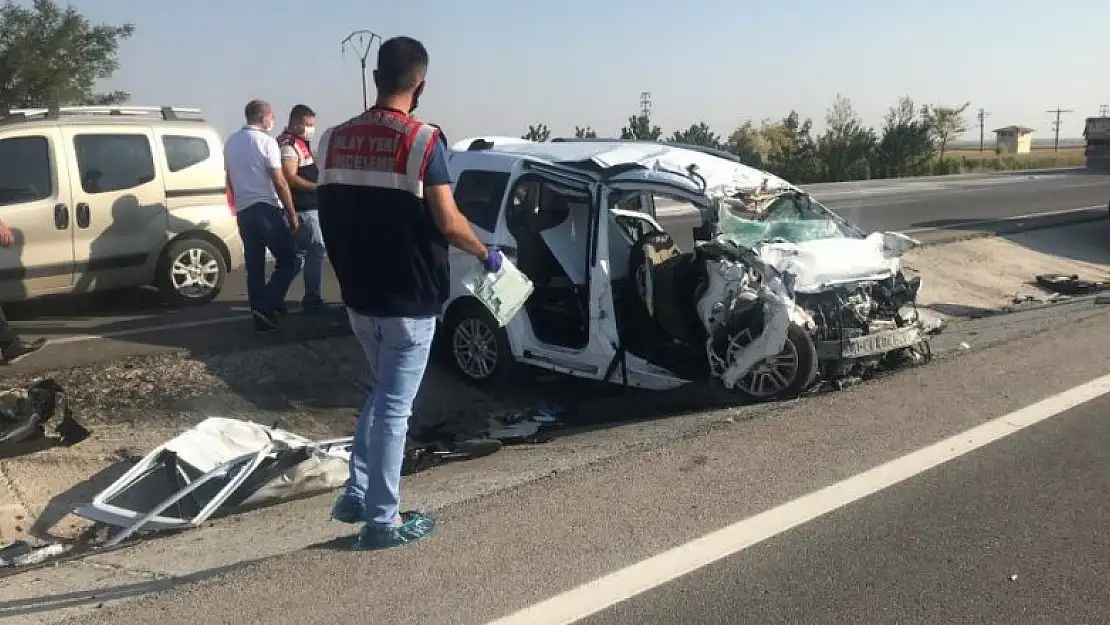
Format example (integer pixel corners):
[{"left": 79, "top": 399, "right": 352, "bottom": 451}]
[
  {"left": 224, "top": 99, "right": 300, "bottom": 333},
  {"left": 317, "top": 36, "right": 500, "bottom": 550},
  {"left": 276, "top": 104, "right": 332, "bottom": 314}
]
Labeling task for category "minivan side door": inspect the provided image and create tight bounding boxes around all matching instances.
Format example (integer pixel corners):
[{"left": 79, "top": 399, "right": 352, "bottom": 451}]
[
  {"left": 0, "top": 126, "right": 75, "bottom": 302},
  {"left": 62, "top": 127, "right": 168, "bottom": 293}
]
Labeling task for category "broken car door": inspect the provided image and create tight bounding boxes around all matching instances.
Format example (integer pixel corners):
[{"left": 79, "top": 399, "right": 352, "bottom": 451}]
[{"left": 502, "top": 161, "right": 616, "bottom": 379}]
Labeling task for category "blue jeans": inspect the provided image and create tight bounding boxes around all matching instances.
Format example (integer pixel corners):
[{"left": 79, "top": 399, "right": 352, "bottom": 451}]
[
  {"left": 237, "top": 203, "right": 298, "bottom": 314},
  {"left": 344, "top": 311, "right": 437, "bottom": 529},
  {"left": 294, "top": 210, "right": 326, "bottom": 308}
]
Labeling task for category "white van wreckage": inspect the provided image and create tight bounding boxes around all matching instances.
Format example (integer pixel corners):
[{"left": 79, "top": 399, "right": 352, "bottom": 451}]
[
  {"left": 440, "top": 138, "right": 945, "bottom": 400},
  {"left": 73, "top": 418, "right": 353, "bottom": 547}
]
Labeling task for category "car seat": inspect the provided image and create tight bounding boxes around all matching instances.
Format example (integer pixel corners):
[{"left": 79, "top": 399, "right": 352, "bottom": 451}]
[{"left": 629, "top": 230, "right": 702, "bottom": 344}]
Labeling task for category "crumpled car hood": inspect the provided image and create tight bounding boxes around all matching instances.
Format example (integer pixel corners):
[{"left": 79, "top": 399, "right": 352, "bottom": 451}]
[{"left": 751, "top": 232, "right": 919, "bottom": 294}]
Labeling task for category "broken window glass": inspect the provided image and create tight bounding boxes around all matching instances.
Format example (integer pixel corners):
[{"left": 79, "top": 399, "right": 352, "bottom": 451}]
[{"left": 716, "top": 193, "right": 845, "bottom": 248}]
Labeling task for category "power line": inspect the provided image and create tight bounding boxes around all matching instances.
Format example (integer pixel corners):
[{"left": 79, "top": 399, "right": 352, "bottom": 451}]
[
  {"left": 976, "top": 108, "right": 991, "bottom": 153},
  {"left": 1045, "top": 108, "right": 1074, "bottom": 152},
  {"left": 639, "top": 91, "right": 652, "bottom": 118},
  {"left": 341, "top": 30, "right": 381, "bottom": 111}
]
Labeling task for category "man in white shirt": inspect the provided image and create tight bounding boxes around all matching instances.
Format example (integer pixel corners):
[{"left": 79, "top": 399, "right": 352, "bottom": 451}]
[{"left": 224, "top": 99, "right": 300, "bottom": 333}]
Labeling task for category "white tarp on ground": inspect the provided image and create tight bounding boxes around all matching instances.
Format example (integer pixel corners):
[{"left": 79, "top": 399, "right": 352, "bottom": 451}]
[{"left": 74, "top": 417, "right": 351, "bottom": 546}]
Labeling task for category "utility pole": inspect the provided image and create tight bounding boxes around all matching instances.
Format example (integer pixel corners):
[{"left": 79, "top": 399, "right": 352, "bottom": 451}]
[
  {"left": 341, "top": 30, "right": 382, "bottom": 111},
  {"left": 1099, "top": 104, "right": 1110, "bottom": 117},
  {"left": 639, "top": 91, "right": 652, "bottom": 118},
  {"left": 1045, "top": 107, "right": 1074, "bottom": 152},
  {"left": 976, "top": 108, "right": 991, "bottom": 153}
]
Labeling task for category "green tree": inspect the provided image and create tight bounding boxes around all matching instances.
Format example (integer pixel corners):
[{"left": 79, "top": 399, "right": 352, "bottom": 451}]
[
  {"left": 574, "top": 125, "right": 597, "bottom": 139},
  {"left": 668, "top": 121, "right": 722, "bottom": 149},
  {"left": 874, "top": 96, "right": 936, "bottom": 178},
  {"left": 0, "top": 0, "right": 135, "bottom": 109},
  {"left": 924, "top": 102, "right": 970, "bottom": 161},
  {"left": 725, "top": 120, "right": 764, "bottom": 167},
  {"left": 816, "top": 94, "right": 877, "bottom": 181},
  {"left": 521, "top": 123, "right": 551, "bottom": 142},
  {"left": 620, "top": 114, "right": 662, "bottom": 141},
  {"left": 761, "top": 111, "right": 821, "bottom": 183}
]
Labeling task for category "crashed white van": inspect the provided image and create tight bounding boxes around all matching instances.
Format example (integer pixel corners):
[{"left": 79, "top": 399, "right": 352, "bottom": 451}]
[{"left": 440, "top": 138, "right": 938, "bottom": 401}]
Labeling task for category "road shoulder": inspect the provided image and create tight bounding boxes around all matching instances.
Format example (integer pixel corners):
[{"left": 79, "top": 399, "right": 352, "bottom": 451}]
[{"left": 28, "top": 305, "right": 1110, "bottom": 625}]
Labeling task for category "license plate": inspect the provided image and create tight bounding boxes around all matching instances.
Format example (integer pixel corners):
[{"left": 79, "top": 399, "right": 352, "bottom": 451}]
[{"left": 840, "top": 325, "right": 923, "bottom": 359}]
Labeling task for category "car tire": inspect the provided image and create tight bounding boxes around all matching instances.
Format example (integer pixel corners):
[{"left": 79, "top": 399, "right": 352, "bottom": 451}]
[
  {"left": 156, "top": 237, "right": 227, "bottom": 307},
  {"left": 442, "top": 300, "right": 515, "bottom": 388},
  {"left": 724, "top": 322, "right": 819, "bottom": 403}
]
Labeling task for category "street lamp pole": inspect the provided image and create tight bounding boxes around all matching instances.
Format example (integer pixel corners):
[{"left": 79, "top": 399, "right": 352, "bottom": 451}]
[{"left": 341, "top": 30, "right": 381, "bottom": 111}]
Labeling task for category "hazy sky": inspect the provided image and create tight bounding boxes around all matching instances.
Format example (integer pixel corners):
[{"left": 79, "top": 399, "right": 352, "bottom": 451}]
[{"left": 64, "top": 0, "right": 1106, "bottom": 142}]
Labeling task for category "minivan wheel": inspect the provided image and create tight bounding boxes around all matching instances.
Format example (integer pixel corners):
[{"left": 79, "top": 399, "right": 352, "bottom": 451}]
[
  {"left": 443, "top": 300, "right": 515, "bottom": 387},
  {"left": 156, "top": 237, "right": 227, "bottom": 306},
  {"left": 725, "top": 322, "right": 819, "bottom": 402}
]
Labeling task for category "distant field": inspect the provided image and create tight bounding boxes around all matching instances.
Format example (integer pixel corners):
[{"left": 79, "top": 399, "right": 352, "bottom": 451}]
[
  {"left": 944, "top": 146, "right": 1084, "bottom": 159},
  {"left": 938, "top": 145, "right": 1086, "bottom": 169}
]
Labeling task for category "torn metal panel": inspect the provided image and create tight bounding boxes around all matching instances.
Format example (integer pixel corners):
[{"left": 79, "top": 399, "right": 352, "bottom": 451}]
[
  {"left": 717, "top": 280, "right": 794, "bottom": 389},
  {"left": 0, "top": 542, "right": 66, "bottom": 567},
  {"left": 73, "top": 418, "right": 352, "bottom": 546}
]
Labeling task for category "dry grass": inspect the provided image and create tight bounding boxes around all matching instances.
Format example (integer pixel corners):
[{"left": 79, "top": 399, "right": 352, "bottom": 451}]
[{"left": 943, "top": 146, "right": 1085, "bottom": 163}]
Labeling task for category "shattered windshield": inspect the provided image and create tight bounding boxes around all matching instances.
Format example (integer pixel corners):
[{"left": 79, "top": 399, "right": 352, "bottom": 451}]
[{"left": 717, "top": 192, "right": 848, "bottom": 248}]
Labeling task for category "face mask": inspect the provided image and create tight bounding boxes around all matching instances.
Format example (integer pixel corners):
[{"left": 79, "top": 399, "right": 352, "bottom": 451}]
[{"left": 303, "top": 126, "right": 316, "bottom": 140}]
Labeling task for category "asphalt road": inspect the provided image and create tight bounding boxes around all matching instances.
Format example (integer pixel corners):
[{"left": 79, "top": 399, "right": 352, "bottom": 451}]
[
  {"left": 3, "top": 169, "right": 1108, "bottom": 375},
  {"left": 583, "top": 393, "right": 1110, "bottom": 625},
  {"left": 57, "top": 307, "right": 1110, "bottom": 625}
]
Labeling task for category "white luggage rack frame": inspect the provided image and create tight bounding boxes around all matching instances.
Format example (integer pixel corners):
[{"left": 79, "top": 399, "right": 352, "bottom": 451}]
[
  {"left": 0, "top": 105, "right": 205, "bottom": 124},
  {"left": 72, "top": 417, "right": 354, "bottom": 548}
]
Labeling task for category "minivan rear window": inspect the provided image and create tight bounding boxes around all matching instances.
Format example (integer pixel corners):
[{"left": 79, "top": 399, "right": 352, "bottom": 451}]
[
  {"left": 163, "top": 135, "right": 211, "bottom": 172},
  {"left": 74, "top": 133, "right": 156, "bottom": 194},
  {"left": 0, "top": 136, "right": 52, "bottom": 207}
]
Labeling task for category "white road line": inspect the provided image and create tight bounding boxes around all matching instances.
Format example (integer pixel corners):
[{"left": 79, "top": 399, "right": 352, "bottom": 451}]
[
  {"left": 900, "top": 204, "right": 1105, "bottom": 234},
  {"left": 484, "top": 371, "right": 1110, "bottom": 625}
]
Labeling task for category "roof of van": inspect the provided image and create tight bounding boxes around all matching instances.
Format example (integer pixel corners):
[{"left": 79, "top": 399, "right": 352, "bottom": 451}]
[{"left": 452, "top": 138, "right": 798, "bottom": 197}]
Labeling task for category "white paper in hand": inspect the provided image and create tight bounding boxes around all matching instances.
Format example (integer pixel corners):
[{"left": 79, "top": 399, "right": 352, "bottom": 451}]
[{"left": 460, "top": 256, "right": 534, "bottom": 327}]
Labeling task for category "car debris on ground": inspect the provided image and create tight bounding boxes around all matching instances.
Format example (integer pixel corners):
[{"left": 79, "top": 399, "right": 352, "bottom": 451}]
[
  {"left": 404, "top": 406, "right": 563, "bottom": 474},
  {"left": 0, "top": 540, "right": 66, "bottom": 567},
  {"left": 72, "top": 417, "right": 354, "bottom": 548},
  {"left": 63, "top": 406, "right": 564, "bottom": 552},
  {"left": 1034, "top": 273, "right": 1110, "bottom": 296},
  {"left": 0, "top": 378, "right": 91, "bottom": 459}
]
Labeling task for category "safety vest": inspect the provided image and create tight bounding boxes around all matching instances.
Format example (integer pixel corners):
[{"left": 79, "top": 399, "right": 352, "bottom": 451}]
[
  {"left": 316, "top": 107, "right": 449, "bottom": 318},
  {"left": 319, "top": 109, "right": 439, "bottom": 199},
  {"left": 276, "top": 130, "right": 319, "bottom": 212}
]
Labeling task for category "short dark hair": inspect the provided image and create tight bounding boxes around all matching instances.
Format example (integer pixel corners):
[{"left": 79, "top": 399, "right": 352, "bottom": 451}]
[
  {"left": 244, "top": 99, "right": 270, "bottom": 124},
  {"left": 289, "top": 104, "right": 315, "bottom": 125},
  {"left": 376, "top": 36, "right": 429, "bottom": 95}
]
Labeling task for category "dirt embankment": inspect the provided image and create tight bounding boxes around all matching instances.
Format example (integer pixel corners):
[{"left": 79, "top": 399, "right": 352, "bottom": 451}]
[{"left": 905, "top": 220, "right": 1110, "bottom": 317}]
